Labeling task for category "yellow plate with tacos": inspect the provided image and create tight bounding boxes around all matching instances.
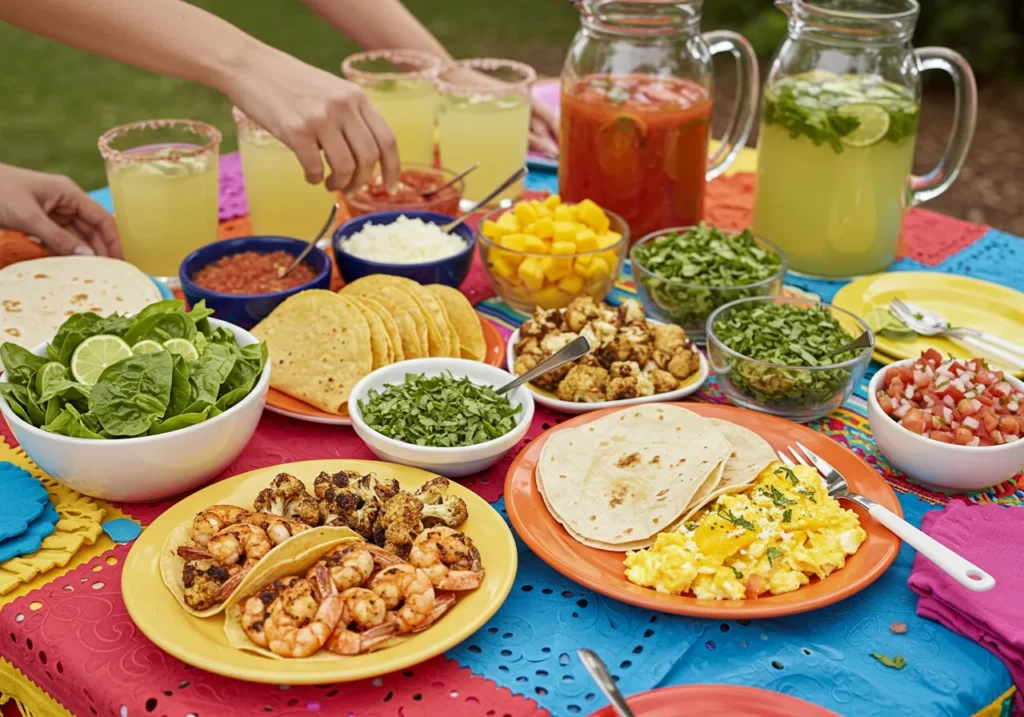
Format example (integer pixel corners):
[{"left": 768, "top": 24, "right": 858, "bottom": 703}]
[{"left": 122, "top": 459, "right": 517, "bottom": 684}]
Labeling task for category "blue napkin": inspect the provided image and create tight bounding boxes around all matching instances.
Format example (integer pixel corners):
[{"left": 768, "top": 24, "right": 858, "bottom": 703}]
[
  {"left": 0, "top": 463, "right": 50, "bottom": 541},
  {"left": 0, "top": 504, "right": 60, "bottom": 563}
]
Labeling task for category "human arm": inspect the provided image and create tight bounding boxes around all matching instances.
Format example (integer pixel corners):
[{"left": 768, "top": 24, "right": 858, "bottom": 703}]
[
  {"left": 0, "top": 164, "right": 121, "bottom": 257},
  {"left": 0, "top": 0, "right": 399, "bottom": 190},
  {"left": 301, "top": 0, "right": 560, "bottom": 157}
]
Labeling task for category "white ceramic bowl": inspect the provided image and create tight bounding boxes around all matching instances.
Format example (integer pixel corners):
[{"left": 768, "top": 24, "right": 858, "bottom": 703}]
[
  {"left": 348, "top": 358, "right": 534, "bottom": 478},
  {"left": 505, "top": 319, "right": 708, "bottom": 415},
  {"left": 867, "top": 357, "right": 1024, "bottom": 491},
  {"left": 0, "top": 319, "right": 269, "bottom": 502}
]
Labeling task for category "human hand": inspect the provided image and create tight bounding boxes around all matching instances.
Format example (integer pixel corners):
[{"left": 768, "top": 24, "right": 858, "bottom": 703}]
[
  {"left": 0, "top": 164, "right": 121, "bottom": 258},
  {"left": 529, "top": 96, "right": 560, "bottom": 159},
  {"left": 226, "top": 48, "right": 400, "bottom": 192}
]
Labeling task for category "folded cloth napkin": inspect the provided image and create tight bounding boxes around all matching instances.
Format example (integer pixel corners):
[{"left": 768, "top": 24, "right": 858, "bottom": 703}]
[{"left": 908, "top": 501, "right": 1024, "bottom": 713}]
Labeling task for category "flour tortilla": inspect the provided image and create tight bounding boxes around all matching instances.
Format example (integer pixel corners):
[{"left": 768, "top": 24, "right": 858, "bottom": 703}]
[
  {"left": 681, "top": 418, "right": 777, "bottom": 522},
  {"left": 252, "top": 290, "right": 371, "bottom": 414},
  {"left": 0, "top": 256, "right": 161, "bottom": 349},
  {"left": 537, "top": 404, "right": 731, "bottom": 549}
]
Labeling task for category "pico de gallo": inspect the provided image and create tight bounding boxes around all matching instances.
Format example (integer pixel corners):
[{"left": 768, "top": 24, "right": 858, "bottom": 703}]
[{"left": 877, "top": 349, "right": 1024, "bottom": 446}]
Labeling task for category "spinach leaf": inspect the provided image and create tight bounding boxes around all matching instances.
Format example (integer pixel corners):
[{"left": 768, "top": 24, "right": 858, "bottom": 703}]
[
  {"left": 135, "top": 300, "right": 186, "bottom": 321},
  {"left": 44, "top": 397, "right": 61, "bottom": 425},
  {"left": 188, "top": 300, "right": 215, "bottom": 336},
  {"left": 0, "top": 343, "right": 47, "bottom": 386},
  {"left": 48, "top": 313, "right": 102, "bottom": 363},
  {"left": 38, "top": 379, "right": 92, "bottom": 405},
  {"left": 165, "top": 355, "right": 191, "bottom": 418},
  {"left": 43, "top": 404, "right": 104, "bottom": 439},
  {"left": 149, "top": 409, "right": 209, "bottom": 435},
  {"left": 88, "top": 352, "right": 173, "bottom": 436},
  {"left": 188, "top": 343, "right": 236, "bottom": 404},
  {"left": 0, "top": 384, "right": 34, "bottom": 424},
  {"left": 123, "top": 311, "right": 195, "bottom": 346},
  {"left": 93, "top": 314, "right": 135, "bottom": 337}
]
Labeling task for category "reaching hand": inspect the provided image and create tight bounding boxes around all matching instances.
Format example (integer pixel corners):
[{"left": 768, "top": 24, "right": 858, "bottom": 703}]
[
  {"left": 529, "top": 97, "right": 560, "bottom": 159},
  {"left": 0, "top": 164, "right": 121, "bottom": 258},
  {"left": 226, "top": 49, "right": 401, "bottom": 193}
]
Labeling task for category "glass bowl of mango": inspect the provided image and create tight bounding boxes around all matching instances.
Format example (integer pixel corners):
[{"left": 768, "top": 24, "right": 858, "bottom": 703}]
[{"left": 477, "top": 196, "right": 629, "bottom": 313}]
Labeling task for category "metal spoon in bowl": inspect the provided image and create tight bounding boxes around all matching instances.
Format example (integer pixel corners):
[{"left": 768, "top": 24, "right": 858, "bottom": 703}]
[
  {"left": 278, "top": 201, "right": 340, "bottom": 279},
  {"left": 420, "top": 162, "right": 480, "bottom": 198},
  {"left": 577, "top": 649, "right": 637, "bottom": 717},
  {"left": 496, "top": 335, "right": 591, "bottom": 395},
  {"left": 824, "top": 331, "right": 874, "bottom": 360},
  {"left": 441, "top": 166, "right": 528, "bottom": 234}
]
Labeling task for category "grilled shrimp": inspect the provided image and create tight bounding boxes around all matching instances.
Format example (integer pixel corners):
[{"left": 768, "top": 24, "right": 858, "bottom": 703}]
[
  {"left": 263, "top": 566, "right": 343, "bottom": 658},
  {"left": 324, "top": 587, "right": 398, "bottom": 655},
  {"left": 244, "top": 512, "right": 312, "bottom": 546},
  {"left": 304, "top": 542, "right": 398, "bottom": 592},
  {"left": 192, "top": 505, "right": 253, "bottom": 547},
  {"left": 240, "top": 576, "right": 303, "bottom": 647},
  {"left": 177, "top": 523, "right": 273, "bottom": 599},
  {"left": 408, "top": 526, "right": 485, "bottom": 591},
  {"left": 369, "top": 563, "right": 435, "bottom": 633}
]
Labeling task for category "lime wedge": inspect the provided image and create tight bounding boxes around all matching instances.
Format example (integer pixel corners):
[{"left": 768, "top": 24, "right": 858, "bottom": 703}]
[
  {"left": 865, "top": 308, "right": 915, "bottom": 340},
  {"left": 838, "top": 103, "right": 890, "bottom": 148},
  {"left": 71, "top": 335, "right": 133, "bottom": 385},
  {"left": 131, "top": 340, "right": 166, "bottom": 355},
  {"left": 35, "top": 361, "right": 67, "bottom": 394},
  {"left": 162, "top": 338, "right": 199, "bottom": 362}
]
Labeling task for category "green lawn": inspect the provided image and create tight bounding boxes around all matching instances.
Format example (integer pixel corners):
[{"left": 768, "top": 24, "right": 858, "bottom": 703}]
[{"left": 0, "top": 0, "right": 580, "bottom": 191}]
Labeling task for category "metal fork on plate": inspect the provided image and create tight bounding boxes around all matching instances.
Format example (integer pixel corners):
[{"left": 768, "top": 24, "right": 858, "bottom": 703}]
[
  {"left": 889, "top": 298, "right": 1024, "bottom": 370},
  {"left": 777, "top": 442, "right": 995, "bottom": 592}
]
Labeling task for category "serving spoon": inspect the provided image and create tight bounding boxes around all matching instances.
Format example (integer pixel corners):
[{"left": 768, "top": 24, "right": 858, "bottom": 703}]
[
  {"left": 824, "top": 331, "right": 874, "bottom": 360},
  {"left": 441, "top": 166, "right": 528, "bottom": 234},
  {"left": 496, "top": 335, "right": 591, "bottom": 395},
  {"left": 420, "top": 162, "right": 480, "bottom": 198},
  {"left": 278, "top": 201, "right": 339, "bottom": 279},
  {"left": 577, "top": 649, "right": 637, "bottom": 717}
]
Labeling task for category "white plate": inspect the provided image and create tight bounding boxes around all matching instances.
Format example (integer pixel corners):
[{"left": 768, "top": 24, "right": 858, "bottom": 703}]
[
  {"left": 506, "top": 318, "right": 708, "bottom": 415},
  {"left": 262, "top": 404, "right": 352, "bottom": 425}
]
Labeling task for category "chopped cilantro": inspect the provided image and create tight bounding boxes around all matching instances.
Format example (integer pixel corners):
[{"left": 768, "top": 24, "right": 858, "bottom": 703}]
[
  {"left": 782, "top": 508, "right": 793, "bottom": 523},
  {"left": 732, "top": 567, "right": 744, "bottom": 580},
  {"left": 797, "top": 488, "right": 817, "bottom": 503},
  {"left": 766, "top": 547, "right": 783, "bottom": 567},
  {"left": 759, "top": 485, "right": 796, "bottom": 508},
  {"left": 774, "top": 465, "right": 800, "bottom": 485},
  {"left": 717, "top": 506, "right": 756, "bottom": 532},
  {"left": 684, "top": 521, "right": 698, "bottom": 531},
  {"left": 870, "top": 652, "right": 907, "bottom": 670}
]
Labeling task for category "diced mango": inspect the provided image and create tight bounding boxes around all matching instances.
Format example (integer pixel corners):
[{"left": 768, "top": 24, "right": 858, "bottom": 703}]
[
  {"left": 514, "top": 202, "right": 539, "bottom": 226},
  {"left": 553, "top": 204, "right": 575, "bottom": 222},
  {"left": 533, "top": 285, "right": 572, "bottom": 309},
  {"left": 522, "top": 235, "right": 549, "bottom": 254},
  {"left": 541, "top": 256, "right": 574, "bottom": 282},
  {"left": 489, "top": 252, "right": 519, "bottom": 280},
  {"left": 597, "top": 251, "right": 620, "bottom": 272},
  {"left": 553, "top": 221, "right": 578, "bottom": 245},
  {"left": 557, "top": 274, "right": 584, "bottom": 295},
  {"left": 573, "top": 254, "right": 593, "bottom": 278},
  {"left": 496, "top": 211, "right": 520, "bottom": 232},
  {"left": 501, "top": 233, "right": 529, "bottom": 252},
  {"left": 481, "top": 218, "right": 504, "bottom": 240},
  {"left": 585, "top": 256, "right": 612, "bottom": 280},
  {"left": 576, "top": 199, "right": 610, "bottom": 233},
  {"left": 550, "top": 240, "right": 576, "bottom": 256},
  {"left": 544, "top": 194, "right": 561, "bottom": 210},
  {"left": 596, "top": 231, "right": 623, "bottom": 249},
  {"left": 574, "top": 228, "right": 598, "bottom": 253},
  {"left": 533, "top": 217, "right": 555, "bottom": 240},
  {"left": 517, "top": 256, "right": 546, "bottom": 291},
  {"left": 522, "top": 222, "right": 537, "bottom": 236}
]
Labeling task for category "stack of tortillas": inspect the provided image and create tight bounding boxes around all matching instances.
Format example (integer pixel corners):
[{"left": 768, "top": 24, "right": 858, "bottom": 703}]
[{"left": 537, "top": 404, "right": 776, "bottom": 551}]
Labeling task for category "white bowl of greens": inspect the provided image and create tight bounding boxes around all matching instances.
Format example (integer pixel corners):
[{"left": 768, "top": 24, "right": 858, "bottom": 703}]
[{"left": 0, "top": 299, "right": 269, "bottom": 502}]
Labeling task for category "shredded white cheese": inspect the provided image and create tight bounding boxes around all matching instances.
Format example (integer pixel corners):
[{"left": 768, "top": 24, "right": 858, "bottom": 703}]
[{"left": 340, "top": 215, "right": 466, "bottom": 264}]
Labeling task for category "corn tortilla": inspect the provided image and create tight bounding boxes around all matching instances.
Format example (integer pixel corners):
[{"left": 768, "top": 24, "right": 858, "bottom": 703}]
[
  {"left": 342, "top": 282, "right": 428, "bottom": 359},
  {"left": 359, "top": 296, "right": 405, "bottom": 362},
  {"left": 427, "top": 284, "right": 486, "bottom": 361},
  {"left": 338, "top": 294, "right": 392, "bottom": 369},
  {"left": 345, "top": 275, "right": 451, "bottom": 357}
]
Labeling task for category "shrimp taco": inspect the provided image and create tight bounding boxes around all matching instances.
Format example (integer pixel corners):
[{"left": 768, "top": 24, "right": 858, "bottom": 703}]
[{"left": 223, "top": 536, "right": 467, "bottom": 660}]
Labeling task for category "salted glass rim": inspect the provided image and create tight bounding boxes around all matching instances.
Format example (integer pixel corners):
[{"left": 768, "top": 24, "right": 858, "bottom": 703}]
[
  {"left": 433, "top": 58, "right": 537, "bottom": 97},
  {"left": 98, "top": 119, "right": 222, "bottom": 164},
  {"left": 342, "top": 48, "right": 445, "bottom": 83}
]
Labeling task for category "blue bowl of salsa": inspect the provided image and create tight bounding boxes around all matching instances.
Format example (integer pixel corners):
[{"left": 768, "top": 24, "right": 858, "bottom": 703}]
[{"left": 179, "top": 236, "right": 332, "bottom": 329}]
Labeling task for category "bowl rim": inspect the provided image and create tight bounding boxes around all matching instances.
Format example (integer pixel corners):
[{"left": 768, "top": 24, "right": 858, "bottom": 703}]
[
  {"left": 475, "top": 203, "right": 630, "bottom": 258},
  {"left": 343, "top": 163, "right": 466, "bottom": 210},
  {"left": 178, "top": 236, "right": 332, "bottom": 301},
  {"left": 706, "top": 295, "right": 875, "bottom": 371},
  {"left": 867, "top": 355, "right": 1024, "bottom": 454},
  {"left": 0, "top": 317, "right": 270, "bottom": 445},
  {"left": 629, "top": 225, "right": 788, "bottom": 292},
  {"left": 347, "top": 357, "right": 535, "bottom": 456},
  {"left": 332, "top": 210, "right": 477, "bottom": 269}
]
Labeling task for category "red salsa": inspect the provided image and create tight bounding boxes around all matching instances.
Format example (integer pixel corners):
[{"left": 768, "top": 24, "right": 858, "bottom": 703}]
[
  {"left": 877, "top": 348, "right": 1024, "bottom": 446},
  {"left": 191, "top": 251, "right": 316, "bottom": 294},
  {"left": 346, "top": 168, "right": 461, "bottom": 218}
]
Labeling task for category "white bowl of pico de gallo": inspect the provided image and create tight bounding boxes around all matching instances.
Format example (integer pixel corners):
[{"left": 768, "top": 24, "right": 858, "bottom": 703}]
[{"left": 868, "top": 349, "right": 1024, "bottom": 491}]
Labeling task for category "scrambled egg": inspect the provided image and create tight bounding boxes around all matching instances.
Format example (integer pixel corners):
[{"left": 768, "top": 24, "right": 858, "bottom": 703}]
[{"left": 624, "top": 462, "right": 866, "bottom": 600}]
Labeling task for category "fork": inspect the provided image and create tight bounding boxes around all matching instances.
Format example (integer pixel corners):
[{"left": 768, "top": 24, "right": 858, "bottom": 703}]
[
  {"left": 889, "top": 298, "right": 1024, "bottom": 370},
  {"left": 778, "top": 442, "right": 995, "bottom": 592}
]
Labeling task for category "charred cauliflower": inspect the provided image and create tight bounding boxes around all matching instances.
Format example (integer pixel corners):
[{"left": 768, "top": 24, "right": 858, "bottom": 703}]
[
  {"left": 648, "top": 368, "right": 681, "bottom": 394},
  {"left": 557, "top": 365, "right": 610, "bottom": 403},
  {"left": 372, "top": 491, "right": 423, "bottom": 559},
  {"left": 415, "top": 477, "right": 470, "bottom": 528},
  {"left": 606, "top": 361, "right": 655, "bottom": 400},
  {"left": 253, "top": 473, "right": 320, "bottom": 526},
  {"left": 315, "top": 471, "right": 400, "bottom": 540}
]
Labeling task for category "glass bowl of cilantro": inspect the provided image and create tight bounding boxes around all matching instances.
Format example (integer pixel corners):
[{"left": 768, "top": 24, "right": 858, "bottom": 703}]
[
  {"left": 630, "top": 224, "right": 786, "bottom": 341},
  {"left": 706, "top": 296, "right": 874, "bottom": 423},
  {"left": 348, "top": 358, "right": 534, "bottom": 478}
]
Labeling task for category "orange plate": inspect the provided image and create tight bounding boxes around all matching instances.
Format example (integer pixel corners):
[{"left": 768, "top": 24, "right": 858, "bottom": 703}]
[
  {"left": 588, "top": 685, "right": 841, "bottom": 717},
  {"left": 264, "top": 312, "right": 506, "bottom": 424},
  {"left": 504, "top": 402, "right": 902, "bottom": 619}
]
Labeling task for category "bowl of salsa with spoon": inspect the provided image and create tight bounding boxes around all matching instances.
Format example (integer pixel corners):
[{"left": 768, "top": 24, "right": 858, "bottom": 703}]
[{"left": 345, "top": 164, "right": 464, "bottom": 218}]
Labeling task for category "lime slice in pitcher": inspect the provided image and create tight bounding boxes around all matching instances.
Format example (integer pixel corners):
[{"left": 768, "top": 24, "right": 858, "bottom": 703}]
[
  {"left": 71, "top": 335, "right": 133, "bottom": 385},
  {"left": 838, "top": 103, "right": 890, "bottom": 148}
]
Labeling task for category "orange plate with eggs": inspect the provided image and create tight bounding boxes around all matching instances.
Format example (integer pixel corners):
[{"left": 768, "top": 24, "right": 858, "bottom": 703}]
[{"left": 504, "top": 402, "right": 902, "bottom": 619}]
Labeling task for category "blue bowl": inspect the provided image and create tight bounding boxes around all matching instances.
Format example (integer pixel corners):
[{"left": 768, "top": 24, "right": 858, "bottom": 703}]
[
  {"left": 179, "top": 236, "right": 332, "bottom": 330},
  {"left": 332, "top": 210, "right": 475, "bottom": 288}
]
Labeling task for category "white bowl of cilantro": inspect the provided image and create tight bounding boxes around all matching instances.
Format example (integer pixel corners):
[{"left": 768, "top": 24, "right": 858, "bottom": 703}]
[
  {"left": 0, "top": 300, "right": 269, "bottom": 502},
  {"left": 348, "top": 358, "right": 534, "bottom": 478}
]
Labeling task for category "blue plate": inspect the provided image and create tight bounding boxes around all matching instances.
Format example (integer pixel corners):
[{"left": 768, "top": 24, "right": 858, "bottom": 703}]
[{"left": 150, "top": 276, "right": 174, "bottom": 300}]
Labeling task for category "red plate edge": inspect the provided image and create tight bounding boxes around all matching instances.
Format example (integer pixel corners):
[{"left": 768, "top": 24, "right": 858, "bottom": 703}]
[{"left": 588, "top": 684, "right": 842, "bottom": 717}]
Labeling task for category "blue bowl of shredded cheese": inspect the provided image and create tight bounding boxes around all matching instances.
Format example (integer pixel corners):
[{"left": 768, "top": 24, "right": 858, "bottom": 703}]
[{"left": 332, "top": 210, "right": 476, "bottom": 287}]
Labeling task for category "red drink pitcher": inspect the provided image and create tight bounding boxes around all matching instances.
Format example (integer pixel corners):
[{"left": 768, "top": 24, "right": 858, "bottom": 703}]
[{"left": 559, "top": 0, "right": 758, "bottom": 241}]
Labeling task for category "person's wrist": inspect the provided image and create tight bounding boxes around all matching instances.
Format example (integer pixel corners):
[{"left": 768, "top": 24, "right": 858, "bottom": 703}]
[{"left": 206, "top": 33, "right": 271, "bottom": 97}]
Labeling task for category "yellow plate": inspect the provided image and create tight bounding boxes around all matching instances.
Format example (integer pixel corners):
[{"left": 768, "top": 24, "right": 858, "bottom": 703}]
[
  {"left": 833, "top": 272, "right": 1024, "bottom": 376},
  {"left": 122, "top": 459, "right": 517, "bottom": 685}
]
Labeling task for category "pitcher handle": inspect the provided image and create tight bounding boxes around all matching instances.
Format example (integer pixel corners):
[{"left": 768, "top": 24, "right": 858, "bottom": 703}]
[
  {"left": 910, "top": 47, "right": 977, "bottom": 205},
  {"left": 703, "top": 30, "right": 759, "bottom": 182}
]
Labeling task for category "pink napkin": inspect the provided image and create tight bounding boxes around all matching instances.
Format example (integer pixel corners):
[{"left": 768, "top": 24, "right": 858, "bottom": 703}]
[{"left": 908, "top": 501, "right": 1024, "bottom": 712}]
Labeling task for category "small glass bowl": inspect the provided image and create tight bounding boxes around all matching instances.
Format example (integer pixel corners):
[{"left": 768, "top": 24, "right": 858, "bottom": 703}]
[
  {"left": 476, "top": 203, "right": 629, "bottom": 314},
  {"left": 629, "top": 227, "right": 787, "bottom": 342},
  {"left": 706, "top": 296, "right": 874, "bottom": 423},
  {"left": 344, "top": 163, "right": 464, "bottom": 218}
]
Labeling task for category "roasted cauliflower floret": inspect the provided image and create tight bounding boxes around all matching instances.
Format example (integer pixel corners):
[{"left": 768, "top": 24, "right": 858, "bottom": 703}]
[
  {"left": 514, "top": 336, "right": 543, "bottom": 361},
  {"left": 556, "top": 365, "right": 610, "bottom": 403},
  {"left": 666, "top": 347, "right": 701, "bottom": 380},
  {"left": 520, "top": 307, "right": 563, "bottom": 339},
  {"left": 648, "top": 368, "right": 681, "bottom": 394},
  {"left": 653, "top": 324, "right": 688, "bottom": 364},
  {"left": 606, "top": 361, "right": 655, "bottom": 400},
  {"left": 617, "top": 298, "right": 646, "bottom": 326},
  {"left": 579, "top": 320, "right": 618, "bottom": 350},
  {"left": 372, "top": 491, "right": 424, "bottom": 559},
  {"left": 563, "top": 296, "right": 604, "bottom": 332},
  {"left": 181, "top": 559, "right": 230, "bottom": 611},
  {"left": 415, "top": 477, "right": 469, "bottom": 528},
  {"left": 540, "top": 331, "right": 579, "bottom": 357},
  {"left": 253, "top": 473, "right": 320, "bottom": 526},
  {"left": 596, "top": 323, "right": 652, "bottom": 366},
  {"left": 315, "top": 471, "right": 400, "bottom": 539}
]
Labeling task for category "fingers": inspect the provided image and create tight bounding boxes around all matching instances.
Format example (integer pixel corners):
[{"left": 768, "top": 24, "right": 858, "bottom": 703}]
[
  {"left": 318, "top": 125, "right": 356, "bottom": 194},
  {"left": 23, "top": 209, "right": 95, "bottom": 257},
  {"left": 360, "top": 103, "right": 400, "bottom": 190},
  {"left": 287, "top": 132, "right": 327, "bottom": 185},
  {"left": 63, "top": 190, "right": 122, "bottom": 258},
  {"left": 339, "top": 117, "right": 378, "bottom": 193},
  {"left": 529, "top": 126, "right": 560, "bottom": 159},
  {"left": 531, "top": 98, "right": 560, "bottom": 140}
]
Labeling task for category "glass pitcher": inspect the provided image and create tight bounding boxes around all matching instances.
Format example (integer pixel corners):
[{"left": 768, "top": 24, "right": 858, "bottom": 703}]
[
  {"left": 752, "top": 0, "right": 977, "bottom": 279},
  {"left": 559, "top": 0, "right": 758, "bottom": 241}
]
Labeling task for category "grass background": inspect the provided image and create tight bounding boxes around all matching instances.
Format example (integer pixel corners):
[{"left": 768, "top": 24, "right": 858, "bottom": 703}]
[{"left": 0, "top": 0, "right": 579, "bottom": 191}]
